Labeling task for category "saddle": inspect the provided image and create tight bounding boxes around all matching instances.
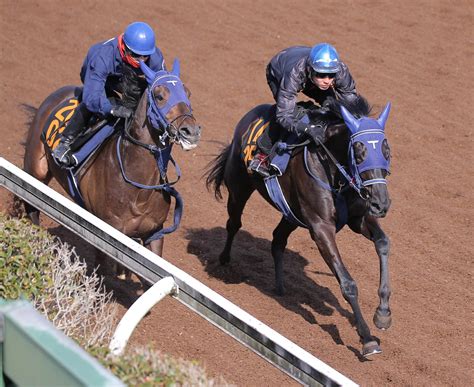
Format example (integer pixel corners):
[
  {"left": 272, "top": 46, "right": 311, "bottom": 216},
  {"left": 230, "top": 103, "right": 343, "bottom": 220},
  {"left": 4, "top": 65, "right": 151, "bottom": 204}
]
[{"left": 241, "top": 102, "right": 324, "bottom": 176}]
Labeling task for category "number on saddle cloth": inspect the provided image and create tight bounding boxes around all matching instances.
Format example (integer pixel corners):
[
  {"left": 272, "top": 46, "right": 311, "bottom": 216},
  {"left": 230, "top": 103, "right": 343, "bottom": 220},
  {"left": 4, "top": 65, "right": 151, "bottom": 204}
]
[
  {"left": 42, "top": 97, "right": 80, "bottom": 151},
  {"left": 241, "top": 116, "right": 272, "bottom": 166}
]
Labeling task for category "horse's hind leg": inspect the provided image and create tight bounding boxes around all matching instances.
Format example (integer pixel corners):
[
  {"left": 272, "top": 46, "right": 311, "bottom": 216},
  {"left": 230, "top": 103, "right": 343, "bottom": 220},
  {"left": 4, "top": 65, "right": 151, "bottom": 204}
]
[
  {"left": 349, "top": 215, "right": 392, "bottom": 330},
  {"left": 271, "top": 217, "right": 297, "bottom": 295},
  {"left": 23, "top": 139, "right": 51, "bottom": 225},
  {"left": 219, "top": 177, "right": 254, "bottom": 265}
]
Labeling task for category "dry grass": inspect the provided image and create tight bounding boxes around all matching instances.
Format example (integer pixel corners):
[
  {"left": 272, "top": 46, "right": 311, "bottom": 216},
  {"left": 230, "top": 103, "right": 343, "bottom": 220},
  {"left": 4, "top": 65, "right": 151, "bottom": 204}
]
[{"left": 1, "top": 211, "right": 230, "bottom": 386}]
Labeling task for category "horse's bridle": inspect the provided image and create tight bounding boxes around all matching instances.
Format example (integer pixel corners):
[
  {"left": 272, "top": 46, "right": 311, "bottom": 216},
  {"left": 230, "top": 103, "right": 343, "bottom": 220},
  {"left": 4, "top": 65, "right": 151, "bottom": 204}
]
[
  {"left": 157, "top": 109, "right": 196, "bottom": 146},
  {"left": 303, "top": 137, "right": 377, "bottom": 201}
]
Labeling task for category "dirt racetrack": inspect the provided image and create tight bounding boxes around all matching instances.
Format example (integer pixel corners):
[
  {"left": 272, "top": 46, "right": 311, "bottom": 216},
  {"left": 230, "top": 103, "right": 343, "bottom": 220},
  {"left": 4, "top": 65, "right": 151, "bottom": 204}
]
[{"left": 1, "top": 1, "right": 473, "bottom": 385}]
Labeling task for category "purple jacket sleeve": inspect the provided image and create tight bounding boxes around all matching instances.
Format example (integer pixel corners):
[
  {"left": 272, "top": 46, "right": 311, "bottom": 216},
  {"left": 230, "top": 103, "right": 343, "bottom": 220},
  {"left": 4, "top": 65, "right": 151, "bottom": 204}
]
[
  {"left": 81, "top": 46, "right": 115, "bottom": 116},
  {"left": 147, "top": 47, "right": 166, "bottom": 72}
]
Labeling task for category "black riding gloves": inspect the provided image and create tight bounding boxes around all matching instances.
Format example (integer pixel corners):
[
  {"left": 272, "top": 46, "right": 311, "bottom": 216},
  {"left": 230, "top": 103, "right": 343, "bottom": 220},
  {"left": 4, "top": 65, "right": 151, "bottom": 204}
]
[
  {"left": 295, "top": 121, "right": 309, "bottom": 136},
  {"left": 110, "top": 105, "right": 133, "bottom": 119},
  {"left": 304, "top": 124, "right": 325, "bottom": 144}
]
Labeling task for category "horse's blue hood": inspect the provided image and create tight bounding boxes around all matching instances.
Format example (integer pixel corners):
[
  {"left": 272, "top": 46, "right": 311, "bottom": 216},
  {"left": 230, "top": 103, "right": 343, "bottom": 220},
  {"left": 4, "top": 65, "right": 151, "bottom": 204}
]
[
  {"left": 341, "top": 103, "right": 391, "bottom": 176},
  {"left": 139, "top": 59, "right": 191, "bottom": 130}
]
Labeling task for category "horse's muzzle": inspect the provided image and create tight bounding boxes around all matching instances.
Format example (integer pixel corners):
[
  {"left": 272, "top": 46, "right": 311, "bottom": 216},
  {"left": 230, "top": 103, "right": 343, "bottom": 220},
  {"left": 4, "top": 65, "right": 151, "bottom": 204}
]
[
  {"left": 368, "top": 197, "right": 391, "bottom": 218},
  {"left": 178, "top": 125, "right": 201, "bottom": 150}
]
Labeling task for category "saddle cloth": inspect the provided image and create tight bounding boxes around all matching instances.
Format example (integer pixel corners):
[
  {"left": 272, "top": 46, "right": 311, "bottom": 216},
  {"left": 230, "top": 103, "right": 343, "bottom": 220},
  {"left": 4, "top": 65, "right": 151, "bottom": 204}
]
[
  {"left": 241, "top": 117, "right": 271, "bottom": 167},
  {"left": 41, "top": 96, "right": 116, "bottom": 205},
  {"left": 241, "top": 116, "right": 298, "bottom": 176}
]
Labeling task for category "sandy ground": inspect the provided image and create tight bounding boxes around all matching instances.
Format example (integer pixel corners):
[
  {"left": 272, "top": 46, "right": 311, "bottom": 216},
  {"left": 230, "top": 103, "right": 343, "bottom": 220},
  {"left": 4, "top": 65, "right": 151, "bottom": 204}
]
[{"left": 1, "top": 1, "right": 473, "bottom": 385}]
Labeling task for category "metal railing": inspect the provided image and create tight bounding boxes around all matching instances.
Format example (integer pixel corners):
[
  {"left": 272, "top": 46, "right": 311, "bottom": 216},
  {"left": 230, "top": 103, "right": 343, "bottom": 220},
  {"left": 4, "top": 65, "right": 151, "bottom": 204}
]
[{"left": 0, "top": 156, "right": 357, "bottom": 387}]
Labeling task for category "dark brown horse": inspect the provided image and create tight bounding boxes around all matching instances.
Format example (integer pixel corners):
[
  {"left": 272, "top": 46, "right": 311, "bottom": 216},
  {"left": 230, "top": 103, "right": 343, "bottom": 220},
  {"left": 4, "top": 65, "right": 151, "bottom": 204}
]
[
  {"left": 206, "top": 96, "right": 392, "bottom": 356},
  {"left": 24, "top": 59, "right": 201, "bottom": 258}
]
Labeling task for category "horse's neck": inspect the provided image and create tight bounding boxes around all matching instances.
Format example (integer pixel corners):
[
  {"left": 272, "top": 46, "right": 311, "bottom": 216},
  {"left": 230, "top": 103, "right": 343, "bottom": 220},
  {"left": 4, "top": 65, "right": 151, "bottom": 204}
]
[
  {"left": 128, "top": 91, "right": 153, "bottom": 144},
  {"left": 305, "top": 132, "right": 349, "bottom": 187}
]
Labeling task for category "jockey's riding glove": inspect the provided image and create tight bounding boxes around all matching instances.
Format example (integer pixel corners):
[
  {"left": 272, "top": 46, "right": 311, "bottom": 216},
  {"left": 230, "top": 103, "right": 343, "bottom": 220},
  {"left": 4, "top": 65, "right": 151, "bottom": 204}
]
[
  {"left": 304, "top": 124, "right": 325, "bottom": 144},
  {"left": 110, "top": 105, "right": 133, "bottom": 119},
  {"left": 295, "top": 121, "right": 309, "bottom": 136}
]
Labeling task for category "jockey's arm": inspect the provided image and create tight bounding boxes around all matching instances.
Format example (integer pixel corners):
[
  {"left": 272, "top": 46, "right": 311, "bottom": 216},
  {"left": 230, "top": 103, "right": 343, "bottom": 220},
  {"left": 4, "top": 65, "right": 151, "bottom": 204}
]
[
  {"left": 147, "top": 47, "right": 167, "bottom": 72},
  {"left": 334, "top": 62, "right": 358, "bottom": 101},
  {"left": 276, "top": 69, "right": 306, "bottom": 134},
  {"left": 81, "top": 56, "right": 114, "bottom": 117}
]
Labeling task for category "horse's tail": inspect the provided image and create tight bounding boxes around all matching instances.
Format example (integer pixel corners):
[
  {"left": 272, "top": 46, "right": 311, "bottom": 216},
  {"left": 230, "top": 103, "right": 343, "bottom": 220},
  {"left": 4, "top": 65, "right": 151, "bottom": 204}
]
[{"left": 205, "top": 144, "right": 232, "bottom": 200}]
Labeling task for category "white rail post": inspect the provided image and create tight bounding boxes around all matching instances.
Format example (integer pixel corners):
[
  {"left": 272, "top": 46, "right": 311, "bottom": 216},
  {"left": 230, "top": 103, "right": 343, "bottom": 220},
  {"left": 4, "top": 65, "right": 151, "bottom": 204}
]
[{"left": 109, "top": 276, "right": 178, "bottom": 356}]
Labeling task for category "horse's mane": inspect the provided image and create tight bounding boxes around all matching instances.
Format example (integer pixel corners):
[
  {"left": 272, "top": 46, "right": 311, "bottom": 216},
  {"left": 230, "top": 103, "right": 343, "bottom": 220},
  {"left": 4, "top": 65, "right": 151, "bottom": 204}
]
[
  {"left": 308, "top": 95, "right": 372, "bottom": 127},
  {"left": 307, "top": 95, "right": 372, "bottom": 131},
  {"left": 120, "top": 64, "right": 148, "bottom": 110}
]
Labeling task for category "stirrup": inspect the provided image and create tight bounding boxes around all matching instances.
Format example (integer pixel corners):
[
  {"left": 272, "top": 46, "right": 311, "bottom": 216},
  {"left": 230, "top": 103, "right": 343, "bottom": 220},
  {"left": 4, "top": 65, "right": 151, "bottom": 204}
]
[
  {"left": 248, "top": 156, "right": 270, "bottom": 178},
  {"left": 52, "top": 140, "right": 75, "bottom": 168}
]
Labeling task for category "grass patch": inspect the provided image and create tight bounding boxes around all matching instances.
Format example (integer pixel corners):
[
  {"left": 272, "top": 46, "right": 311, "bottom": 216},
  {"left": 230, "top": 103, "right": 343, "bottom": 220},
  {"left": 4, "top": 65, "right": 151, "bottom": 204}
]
[{"left": 1, "top": 211, "right": 229, "bottom": 386}]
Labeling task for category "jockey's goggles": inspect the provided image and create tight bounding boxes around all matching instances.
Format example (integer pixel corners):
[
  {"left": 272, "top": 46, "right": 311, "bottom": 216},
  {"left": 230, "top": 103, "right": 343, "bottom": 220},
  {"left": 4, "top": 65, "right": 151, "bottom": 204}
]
[
  {"left": 125, "top": 45, "right": 150, "bottom": 61},
  {"left": 313, "top": 71, "right": 337, "bottom": 79}
]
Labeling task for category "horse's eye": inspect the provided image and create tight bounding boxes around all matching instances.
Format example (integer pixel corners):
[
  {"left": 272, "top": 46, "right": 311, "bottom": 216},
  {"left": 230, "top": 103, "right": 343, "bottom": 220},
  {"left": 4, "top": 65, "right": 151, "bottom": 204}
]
[
  {"left": 353, "top": 141, "right": 367, "bottom": 164},
  {"left": 382, "top": 139, "right": 391, "bottom": 160},
  {"left": 156, "top": 94, "right": 164, "bottom": 101}
]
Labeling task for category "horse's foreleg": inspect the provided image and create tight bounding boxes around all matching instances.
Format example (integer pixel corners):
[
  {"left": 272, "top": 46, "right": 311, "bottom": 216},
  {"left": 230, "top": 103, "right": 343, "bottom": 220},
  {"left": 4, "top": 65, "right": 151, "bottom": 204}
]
[
  {"left": 146, "top": 238, "right": 164, "bottom": 256},
  {"left": 350, "top": 215, "right": 392, "bottom": 330},
  {"left": 271, "top": 217, "right": 297, "bottom": 295},
  {"left": 310, "top": 221, "right": 381, "bottom": 356},
  {"left": 138, "top": 237, "right": 164, "bottom": 290},
  {"left": 219, "top": 182, "right": 254, "bottom": 265}
]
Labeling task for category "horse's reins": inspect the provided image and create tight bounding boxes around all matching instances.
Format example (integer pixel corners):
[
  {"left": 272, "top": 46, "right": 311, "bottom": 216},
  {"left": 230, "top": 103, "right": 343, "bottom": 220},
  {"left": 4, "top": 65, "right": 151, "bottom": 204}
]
[
  {"left": 114, "top": 114, "right": 184, "bottom": 243},
  {"left": 285, "top": 135, "right": 370, "bottom": 200},
  {"left": 116, "top": 114, "right": 181, "bottom": 186},
  {"left": 314, "top": 139, "right": 369, "bottom": 198}
]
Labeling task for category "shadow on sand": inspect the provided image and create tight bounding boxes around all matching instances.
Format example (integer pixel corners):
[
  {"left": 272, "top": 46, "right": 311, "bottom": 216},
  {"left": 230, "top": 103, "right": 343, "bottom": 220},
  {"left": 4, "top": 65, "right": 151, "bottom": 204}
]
[{"left": 184, "top": 226, "right": 370, "bottom": 352}]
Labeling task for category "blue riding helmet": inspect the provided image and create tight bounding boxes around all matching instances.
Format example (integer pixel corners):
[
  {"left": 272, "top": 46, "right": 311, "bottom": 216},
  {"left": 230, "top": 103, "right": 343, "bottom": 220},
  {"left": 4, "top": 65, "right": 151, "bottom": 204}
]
[
  {"left": 123, "top": 22, "right": 156, "bottom": 56},
  {"left": 309, "top": 43, "right": 340, "bottom": 73}
]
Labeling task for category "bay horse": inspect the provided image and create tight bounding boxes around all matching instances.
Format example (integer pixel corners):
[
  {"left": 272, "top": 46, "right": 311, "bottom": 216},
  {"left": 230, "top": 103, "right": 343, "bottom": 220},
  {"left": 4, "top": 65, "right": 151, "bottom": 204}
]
[
  {"left": 206, "top": 96, "right": 392, "bottom": 356},
  {"left": 23, "top": 59, "right": 201, "bottom": 259}
]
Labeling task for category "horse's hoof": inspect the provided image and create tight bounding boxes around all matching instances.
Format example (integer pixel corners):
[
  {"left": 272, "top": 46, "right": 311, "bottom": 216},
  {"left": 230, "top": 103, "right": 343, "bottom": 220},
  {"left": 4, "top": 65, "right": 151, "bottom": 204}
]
[
  {"left": 374, "top": 309, "right": 392, "bottom": 330},
  {"left": 362, "top": 340, "right": 382, "bottom": 357}
]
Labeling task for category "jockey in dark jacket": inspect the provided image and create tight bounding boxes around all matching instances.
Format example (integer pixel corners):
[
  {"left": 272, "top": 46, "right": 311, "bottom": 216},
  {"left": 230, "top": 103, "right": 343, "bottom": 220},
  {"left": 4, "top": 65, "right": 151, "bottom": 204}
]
[
  {"left": 249, "top": 43, "right": 358, "bottom": 177},
  {"left": 52, "top": 22, "right": 166, "bottom": 167}
]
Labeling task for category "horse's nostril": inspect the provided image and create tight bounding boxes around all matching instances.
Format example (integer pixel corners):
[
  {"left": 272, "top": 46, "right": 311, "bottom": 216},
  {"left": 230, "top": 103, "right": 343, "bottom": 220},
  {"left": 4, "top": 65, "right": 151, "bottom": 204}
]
[{"left": 179, "top": 127, "right": 191, "bottom": 137}]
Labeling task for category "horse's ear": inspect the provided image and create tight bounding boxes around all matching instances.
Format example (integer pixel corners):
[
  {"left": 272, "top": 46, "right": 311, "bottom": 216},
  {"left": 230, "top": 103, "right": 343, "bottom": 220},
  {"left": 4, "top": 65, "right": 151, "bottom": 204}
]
[
  {"left": 340, "top": 105, "right": 359, "bottom": 133},
  {"left": 139, "top": 60, "right": 156, "bottom": 84},
  {"left": 377, "top": 102, "right": 391, "bottom": 129},
  {"left": 171, "top": 58, "right": 180, "bottom": 77},
  {"left": 184, "top": 83, "right": 191, "bottom": 98}
]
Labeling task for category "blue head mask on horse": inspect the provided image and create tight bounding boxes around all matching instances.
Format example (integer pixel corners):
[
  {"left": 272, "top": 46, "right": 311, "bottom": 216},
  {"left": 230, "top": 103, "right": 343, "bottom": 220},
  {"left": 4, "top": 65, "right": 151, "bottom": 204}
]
[
  {"left": 341, "top": 103, "right": 391, "bottom": 191},
  {"left": 140, "top": 59, "right": 200, "bottom": 150}
]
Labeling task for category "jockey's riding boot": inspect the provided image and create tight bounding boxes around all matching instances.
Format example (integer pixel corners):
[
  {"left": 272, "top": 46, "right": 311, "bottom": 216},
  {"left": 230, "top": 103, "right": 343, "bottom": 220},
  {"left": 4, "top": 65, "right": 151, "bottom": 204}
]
[
  {"left": 51, "top": 105, "right": 90, "bottom": 168},
  {"left": 51, "top": 135, "right": 76, "bottom": 168},
  {"left": 248, "top": 151, "right": 271, "bottom": 178}
]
